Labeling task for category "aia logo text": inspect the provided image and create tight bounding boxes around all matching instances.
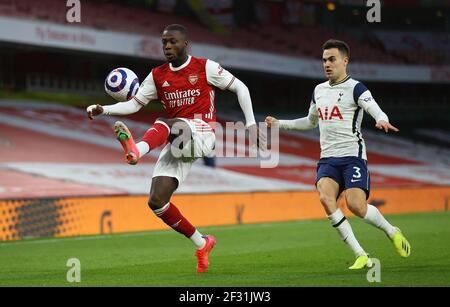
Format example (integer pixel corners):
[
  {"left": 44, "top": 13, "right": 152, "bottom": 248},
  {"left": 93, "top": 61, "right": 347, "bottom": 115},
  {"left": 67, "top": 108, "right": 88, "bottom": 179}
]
[{"left": 318, "top": 106, "right": 343, "bottom": 120}]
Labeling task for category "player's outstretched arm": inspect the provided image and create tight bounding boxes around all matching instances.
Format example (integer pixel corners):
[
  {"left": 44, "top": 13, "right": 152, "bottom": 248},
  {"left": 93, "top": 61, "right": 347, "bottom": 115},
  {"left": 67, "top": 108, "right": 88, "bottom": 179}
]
[
  {"left": 86, "top": 99, "right": 143, "bottom": 120},
  {"left": 227, "top": 78, "right": 256, "bottom": 128},
  {"left": 266, "top": 103, "right": 318, "bottom": 131},
  {"left": 87, "top": 70, "right": 157, "bottom": 120},
  {"left": 227, "top": 78, "right": 267, "bottom": 148},
  {"left": 357, "top": 88, "right": 399, "bottom": 133},
  {"left": 206, "top": 60, "right": 265, "bottom": 147}
]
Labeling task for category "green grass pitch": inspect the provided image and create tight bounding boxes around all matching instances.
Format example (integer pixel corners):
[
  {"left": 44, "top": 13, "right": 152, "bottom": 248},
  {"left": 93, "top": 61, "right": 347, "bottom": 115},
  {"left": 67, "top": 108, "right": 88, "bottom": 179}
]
[{"left": 1, "top": 211, "right": 449, "bottom": 286}]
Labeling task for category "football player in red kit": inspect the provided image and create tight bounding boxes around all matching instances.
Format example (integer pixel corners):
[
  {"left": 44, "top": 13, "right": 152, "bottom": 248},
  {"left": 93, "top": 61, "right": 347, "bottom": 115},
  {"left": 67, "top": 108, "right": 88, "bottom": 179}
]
[{"left": 87, "top": 24, "right": 261, "bottom": 273}]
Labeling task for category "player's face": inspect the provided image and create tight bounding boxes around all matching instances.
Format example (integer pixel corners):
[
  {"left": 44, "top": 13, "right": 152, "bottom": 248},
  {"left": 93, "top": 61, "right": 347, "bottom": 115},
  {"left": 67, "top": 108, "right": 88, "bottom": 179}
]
[
  {"left": 162, "top": 30, "right": 187, "bottom": 63},
  {"left": 322, "top": 48, "right": 348, "bottom": 82}
]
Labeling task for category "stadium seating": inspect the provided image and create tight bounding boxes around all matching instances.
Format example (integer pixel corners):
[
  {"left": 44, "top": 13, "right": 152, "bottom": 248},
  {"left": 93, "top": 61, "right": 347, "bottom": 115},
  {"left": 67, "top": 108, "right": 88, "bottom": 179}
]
[{"left": 0, "top": 0, "right": 445, "bottom": 65}]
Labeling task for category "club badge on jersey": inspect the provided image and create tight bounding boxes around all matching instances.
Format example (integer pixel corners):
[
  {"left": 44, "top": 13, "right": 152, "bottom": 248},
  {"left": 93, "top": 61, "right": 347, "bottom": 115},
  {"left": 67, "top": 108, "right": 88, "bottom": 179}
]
[{"left": 188, "top": 74, "right": 198, "bottom": 85}]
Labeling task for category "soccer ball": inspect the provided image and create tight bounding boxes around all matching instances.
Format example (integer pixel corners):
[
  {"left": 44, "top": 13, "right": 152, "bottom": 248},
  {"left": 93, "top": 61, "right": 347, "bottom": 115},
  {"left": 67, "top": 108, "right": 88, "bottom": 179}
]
[{"left": 104, "top": 67, "right": 140, "bottom": 101}]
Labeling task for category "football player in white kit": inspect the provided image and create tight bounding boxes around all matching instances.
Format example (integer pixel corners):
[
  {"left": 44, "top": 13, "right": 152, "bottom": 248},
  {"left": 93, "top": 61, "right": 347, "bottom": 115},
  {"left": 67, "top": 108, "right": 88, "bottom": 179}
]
[{"left": 266, "top": 39, "right": 411, "bottom": 269}]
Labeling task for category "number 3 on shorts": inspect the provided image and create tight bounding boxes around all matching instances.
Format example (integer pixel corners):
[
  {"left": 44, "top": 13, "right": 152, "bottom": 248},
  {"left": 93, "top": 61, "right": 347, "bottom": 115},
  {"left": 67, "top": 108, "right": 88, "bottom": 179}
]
[{"left": 353, "top": 166, "right": 361, "bottom": 179}]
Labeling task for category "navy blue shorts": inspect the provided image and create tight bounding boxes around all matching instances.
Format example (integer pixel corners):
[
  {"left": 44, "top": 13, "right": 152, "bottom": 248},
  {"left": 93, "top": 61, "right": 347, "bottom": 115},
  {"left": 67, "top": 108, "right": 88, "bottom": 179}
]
[{"left": 315, "top": 156, "right": 370, "bottom": 199}]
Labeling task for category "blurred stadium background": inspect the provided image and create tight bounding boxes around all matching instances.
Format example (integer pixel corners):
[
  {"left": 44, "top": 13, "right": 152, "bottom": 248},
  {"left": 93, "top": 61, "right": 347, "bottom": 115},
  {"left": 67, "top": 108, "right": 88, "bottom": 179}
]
[{"left": 0, "top": 0, "right": 449, "bottom": 286}]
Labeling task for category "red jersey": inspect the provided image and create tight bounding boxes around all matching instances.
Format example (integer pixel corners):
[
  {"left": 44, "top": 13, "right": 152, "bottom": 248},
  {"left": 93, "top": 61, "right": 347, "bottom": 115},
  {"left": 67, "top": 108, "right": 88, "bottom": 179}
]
[{"left": 134, "top": 55, "right": 236, "bottom": 125}]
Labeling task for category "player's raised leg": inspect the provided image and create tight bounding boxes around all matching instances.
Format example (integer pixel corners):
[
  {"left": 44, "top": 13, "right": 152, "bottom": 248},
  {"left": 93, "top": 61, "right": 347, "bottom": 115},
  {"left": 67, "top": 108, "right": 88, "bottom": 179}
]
[
  {"left": 141, "top": 119, "right": 171, "bottom": 153},
  {"left": 114, "top": 119, "right": 171, "bottom": 165},
  {"left": 149, "top": 176, "right": 216, "bottom": 273},
  {"left": 317, "top": 177, "right": 371, "bottom": 269},
  {"left": 114, "top": 121, "right": 141, "bottom": 165},
  {"left": 345, "top": 188, "right": 411, "bottom": 258}
]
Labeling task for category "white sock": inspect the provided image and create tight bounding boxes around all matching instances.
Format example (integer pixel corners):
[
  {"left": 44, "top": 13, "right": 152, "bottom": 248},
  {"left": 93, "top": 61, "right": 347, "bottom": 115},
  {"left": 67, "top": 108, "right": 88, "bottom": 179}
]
[
  {"left": 190, "top": 230, "right": 206, "bottom": 249},
  {"left": 364, "top": 204, "right": 395, "bottom": 237},
  {"left": 328, "top": 208, "right": 366, "bottom": 257},
  {"left": 136, "top": 141, "right": 150, "bottom": 157}
]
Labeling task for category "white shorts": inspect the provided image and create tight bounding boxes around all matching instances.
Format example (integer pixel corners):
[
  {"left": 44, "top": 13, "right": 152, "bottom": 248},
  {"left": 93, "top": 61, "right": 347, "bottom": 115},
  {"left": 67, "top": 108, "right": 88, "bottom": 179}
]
[{"left": 152, "top": 118, "right": 215, "bottom": 185}]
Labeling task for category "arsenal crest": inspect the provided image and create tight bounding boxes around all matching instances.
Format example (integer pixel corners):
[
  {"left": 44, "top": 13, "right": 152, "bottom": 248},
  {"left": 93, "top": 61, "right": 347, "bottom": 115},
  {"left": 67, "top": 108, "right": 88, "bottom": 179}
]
[{"left": 188, "top": 74, "right": 198, "bottom": 85}]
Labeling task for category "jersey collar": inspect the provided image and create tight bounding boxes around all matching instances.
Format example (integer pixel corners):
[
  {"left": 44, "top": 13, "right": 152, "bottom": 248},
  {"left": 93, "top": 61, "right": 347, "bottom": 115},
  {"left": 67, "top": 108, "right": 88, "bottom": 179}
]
[
  {"left": 329, "top": 75, "right": 350, "bottom": 87},
  {"left": 169, "top": 55, "right": 192, "bottom": 71}
]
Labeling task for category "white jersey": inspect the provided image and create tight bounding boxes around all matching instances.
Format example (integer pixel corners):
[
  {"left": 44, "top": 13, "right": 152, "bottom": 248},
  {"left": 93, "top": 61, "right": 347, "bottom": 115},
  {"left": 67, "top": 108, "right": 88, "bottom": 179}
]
[{"left": 281, "top": 76, "right": 389, "bottom": 160}]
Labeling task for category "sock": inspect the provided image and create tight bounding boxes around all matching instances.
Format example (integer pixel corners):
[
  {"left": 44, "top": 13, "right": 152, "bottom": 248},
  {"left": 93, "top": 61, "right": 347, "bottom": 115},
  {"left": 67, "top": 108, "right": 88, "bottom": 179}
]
[
  {"left": 190, "top": 230, "right": 207, "bottom": 249},
  {"left": 364, "top": 204, "right": 395, "bottom": 237},
  {"left": 153, "top": 202, "right": 196, "bottom": 239},
  {"left": 136, "top": 141, "right": 150, "bottom": 157},
  {"left": 328, "top": 208, "right": 366, "bottom": 257},
  {"left": 141, "top": 121, "right": 170, "bottom": 150}
]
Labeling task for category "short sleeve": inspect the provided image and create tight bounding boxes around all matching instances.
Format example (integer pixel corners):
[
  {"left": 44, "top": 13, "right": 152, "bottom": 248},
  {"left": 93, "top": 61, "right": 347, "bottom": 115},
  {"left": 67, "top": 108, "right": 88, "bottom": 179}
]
[
  {"left": 353, "top": 82, "right": 371, "bottom": 106},
  {"left": 134, "top": 71, "right": 158, "bottom": 106},
  {"left": 358, "top": 89, "right": 375, "bottom": 106},
  {"left": 205, "top": 59, "right": 235, "bottom": 90}
]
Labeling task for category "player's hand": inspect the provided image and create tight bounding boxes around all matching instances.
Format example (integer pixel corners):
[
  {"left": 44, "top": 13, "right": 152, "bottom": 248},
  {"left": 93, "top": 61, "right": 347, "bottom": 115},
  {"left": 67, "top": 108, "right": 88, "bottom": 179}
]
[
  {"left": 87, "top": 104, "right": 104, "bottom": 120},
  {"left": 376, "top": 120, "right": 399, "bottom": 133},
  {"left": 265, "top": 116, "right": 279, "bottom": 128},
  {"left": 248, "top": 123, "right": 267, "bottom": 150}
]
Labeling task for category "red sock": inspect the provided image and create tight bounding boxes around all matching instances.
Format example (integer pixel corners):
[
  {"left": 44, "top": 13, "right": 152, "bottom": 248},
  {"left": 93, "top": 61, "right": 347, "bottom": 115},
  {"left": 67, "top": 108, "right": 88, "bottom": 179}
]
[
  {"left": 154, "top": 202, "right": 196, "bottom": 238},
  {"left": 141, "top": 121, "right": 170, "bottom": 150}
]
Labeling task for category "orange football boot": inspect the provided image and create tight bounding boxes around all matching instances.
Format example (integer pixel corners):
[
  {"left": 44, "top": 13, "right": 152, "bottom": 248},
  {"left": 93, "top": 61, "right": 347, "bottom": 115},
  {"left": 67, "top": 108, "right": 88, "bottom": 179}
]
[
  {"left": 114, "top": 121, "right": 140, "bottom": 165},
  {"left": 194, "top": 235, "right": 216, "bottom": 273}
]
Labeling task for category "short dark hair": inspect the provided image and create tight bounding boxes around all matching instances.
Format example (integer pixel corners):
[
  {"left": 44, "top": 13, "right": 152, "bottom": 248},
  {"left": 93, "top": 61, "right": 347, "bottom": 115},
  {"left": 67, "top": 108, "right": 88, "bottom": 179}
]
[
  {"left": 322, "top": 39, "right": 350, "bottom": 58},
  {"left": 164, "top": 24, "right": 188, "bottom": 37}
]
